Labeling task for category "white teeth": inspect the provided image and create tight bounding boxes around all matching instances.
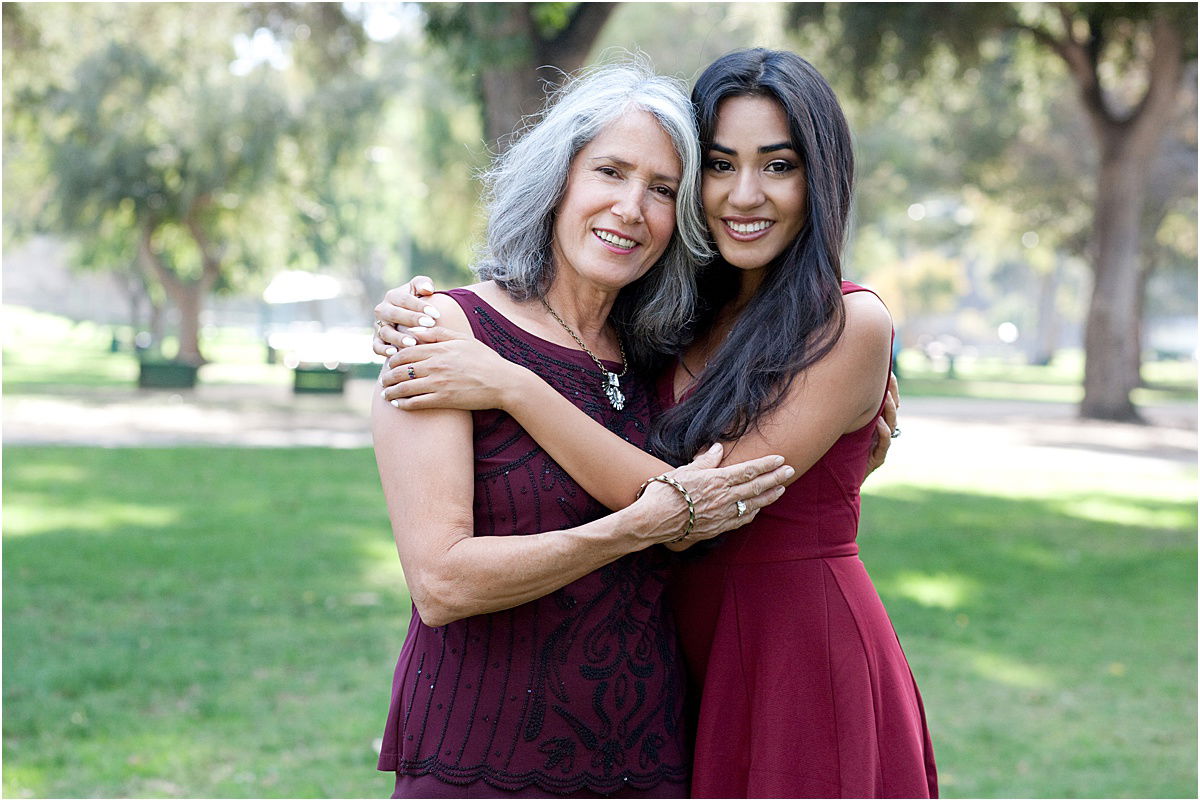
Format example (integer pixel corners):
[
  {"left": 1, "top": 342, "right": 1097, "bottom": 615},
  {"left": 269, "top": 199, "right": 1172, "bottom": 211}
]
[
  {"left": 726, "top": 220, "right": 773, "bottom": 234},
  {"left": 594, "top": 230, "right": 637, "bottom": 249}
]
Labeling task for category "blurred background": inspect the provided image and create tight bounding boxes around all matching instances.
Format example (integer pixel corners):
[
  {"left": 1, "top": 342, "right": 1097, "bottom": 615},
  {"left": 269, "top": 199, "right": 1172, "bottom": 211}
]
[{"left": 2, "top": 3, "right": 1196, "bottom": 798}]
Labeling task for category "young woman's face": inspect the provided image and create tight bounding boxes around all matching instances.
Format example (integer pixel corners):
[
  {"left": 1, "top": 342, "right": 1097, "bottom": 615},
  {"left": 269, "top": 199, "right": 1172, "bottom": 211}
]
[
  {"left": 702, "top": 95, "right": 807, "bottom": 272},
  {"left": 551, "top": 109, "right": 681, "bottom": 293}
]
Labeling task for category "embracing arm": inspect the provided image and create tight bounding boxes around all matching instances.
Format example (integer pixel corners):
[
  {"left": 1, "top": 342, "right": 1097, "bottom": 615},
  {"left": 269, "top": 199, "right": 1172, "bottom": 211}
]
[
  {"left": 718, "top": 291, "right": 894, "bottom": 472},
  {"left": 373, "top": 293, "right": 791, "bottom": 626}
]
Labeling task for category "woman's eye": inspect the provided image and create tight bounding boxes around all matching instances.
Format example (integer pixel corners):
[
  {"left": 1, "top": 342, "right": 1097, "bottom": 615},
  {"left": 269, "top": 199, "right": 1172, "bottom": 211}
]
[
  {"left": 705, "top": 158, "right": 733, "bottom": 172},
  {"left": 765, "top": 160, "right": 797, "bottom": 174},
  {"left": 652, "top": 185, "right": 677, "bottom": 199},
  {"left": 597, "top": 166, "right": 620, "bottom": 178}
]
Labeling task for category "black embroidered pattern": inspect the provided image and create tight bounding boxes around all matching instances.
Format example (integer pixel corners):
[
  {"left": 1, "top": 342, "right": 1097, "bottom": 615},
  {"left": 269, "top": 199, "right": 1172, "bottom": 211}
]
[{"left": 377, "top": 291, "right": 687, "bottom": 795}]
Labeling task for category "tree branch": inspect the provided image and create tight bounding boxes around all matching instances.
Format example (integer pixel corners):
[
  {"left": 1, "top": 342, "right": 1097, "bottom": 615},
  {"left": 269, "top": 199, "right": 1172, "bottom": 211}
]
[
  {"left": 538, "top": 2, "right": 617, "bottom": 73},
  {"left": 138, "top": 221, "right": 183, "bottom": 299},
  {"left": 1125, "top": 12, "right": 1185, "bottom": 157},
  {"left": 1024, "top": 4, "right": 1115, "bottom": 132},
  {"left": 184, "top": 196, "right": 222, "bottom": 291}
]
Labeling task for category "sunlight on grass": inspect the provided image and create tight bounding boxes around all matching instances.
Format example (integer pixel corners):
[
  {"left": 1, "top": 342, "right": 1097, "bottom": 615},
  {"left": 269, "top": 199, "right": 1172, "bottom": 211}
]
[
  {"left": 888, "top": 571, "right": 979, "bottom": 609},
  {"left": 4, "top": 499, "right": 180, "bottom": 536},
  {"left": 967, "top": 651, "right": 1054, "bottom": 690},
  {"left": 359, "top": 537, "right": 408, "bottom": 593},
  {"left": 1055, "top": 496, "right": 1196, "bottom": 529}
]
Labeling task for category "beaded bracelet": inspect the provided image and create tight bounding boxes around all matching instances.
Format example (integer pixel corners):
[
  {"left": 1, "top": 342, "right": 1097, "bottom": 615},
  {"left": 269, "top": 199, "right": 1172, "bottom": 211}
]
[{"left": 636, "top": 474, "right": 696, "bottom": 543}]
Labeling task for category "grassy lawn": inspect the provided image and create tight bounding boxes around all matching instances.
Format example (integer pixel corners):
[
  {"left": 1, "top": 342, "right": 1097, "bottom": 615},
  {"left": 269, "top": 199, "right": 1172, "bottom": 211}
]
[
  {"left": 3, "top": 444, "right": 1195, "bottom": 798},
  {"left": 3, "top": 448, "right": 404, "bottom": 799}
]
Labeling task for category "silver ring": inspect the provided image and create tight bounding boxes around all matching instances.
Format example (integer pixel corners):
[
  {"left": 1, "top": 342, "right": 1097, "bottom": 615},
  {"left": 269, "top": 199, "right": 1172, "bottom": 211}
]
[
  {"left": 406, "top": 366, "right": 416, "bottom": 380},
  {"left": 890, "top": 427, "right": 901, "bottom": 439},
  {"left": 735, "top": 500, "right": 747, "bottom": 518}
]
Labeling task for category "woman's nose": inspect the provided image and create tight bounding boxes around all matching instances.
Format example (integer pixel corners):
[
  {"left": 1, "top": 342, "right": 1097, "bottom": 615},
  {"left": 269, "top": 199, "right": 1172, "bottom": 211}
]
[
  {"left": 611, "top": 183, "right": 645, "bottom": 224},
  {"left": 728, "top": 171, "right": 765, "bottom": 209}
]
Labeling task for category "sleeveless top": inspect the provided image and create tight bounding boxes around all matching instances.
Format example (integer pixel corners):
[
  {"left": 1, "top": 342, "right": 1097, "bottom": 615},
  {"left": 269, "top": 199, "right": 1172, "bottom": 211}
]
[{"left": 376, "top": 288, "right": 689, "bottom": 795}]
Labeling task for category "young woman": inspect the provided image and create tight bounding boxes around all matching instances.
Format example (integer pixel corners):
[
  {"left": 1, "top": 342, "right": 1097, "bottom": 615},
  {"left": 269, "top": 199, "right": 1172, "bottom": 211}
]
[{"left": 375, "top": 49, "right": 936, "bottom": 798}]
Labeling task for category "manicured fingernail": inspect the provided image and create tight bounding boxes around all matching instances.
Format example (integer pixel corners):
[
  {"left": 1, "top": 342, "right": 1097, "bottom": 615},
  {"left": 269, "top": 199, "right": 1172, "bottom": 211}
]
[
  {"left": 782, "top": 466, "right": 795, "bottom": 479},
  {"left": 401, "top": 336, "right": 417, "bottom": 347},
  {"left": 390, "top": 400, "right": 401, "bottom": 408},
  {"left": 423, "top": 306, "right": 440, "bottom": 319},
  {"left": 418, "top": 316, "right": 435, "bottom": 327},
  {"left": 385, "top": 346, "right": 397, "bottom": 356},
  {"left": 380, "top": 390, "right": 387, "bottom": 399}
]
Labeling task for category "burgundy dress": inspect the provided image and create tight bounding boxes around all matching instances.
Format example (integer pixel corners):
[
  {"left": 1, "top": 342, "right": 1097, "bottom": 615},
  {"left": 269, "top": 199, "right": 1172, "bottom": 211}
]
[
  {"left": 377, "top": 289, "right": 689, "bottom": 798},
  {"left": 668, "top": 282, "right": 938, "bottom": 798}
]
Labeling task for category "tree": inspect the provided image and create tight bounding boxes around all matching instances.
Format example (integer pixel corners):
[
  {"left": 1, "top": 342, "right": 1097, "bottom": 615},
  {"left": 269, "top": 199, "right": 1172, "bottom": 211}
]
[
  {"left": 789, "top": 2, "right": 1197, "bottom": 421},
  {"left": 6, "top": 5, "right": 298, "bottom": 364},
  {"left": 422, "top": 2, "right": 617, "bottom": 149}
]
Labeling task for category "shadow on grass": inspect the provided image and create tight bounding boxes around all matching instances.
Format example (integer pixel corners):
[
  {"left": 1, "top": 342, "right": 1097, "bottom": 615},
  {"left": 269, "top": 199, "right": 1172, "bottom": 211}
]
[
  {"left": 2, "top": 448, "right": 1196, "bottom": 798},
  {"left": 860, "top": 486, "right": 1196, "bottom": 798}
]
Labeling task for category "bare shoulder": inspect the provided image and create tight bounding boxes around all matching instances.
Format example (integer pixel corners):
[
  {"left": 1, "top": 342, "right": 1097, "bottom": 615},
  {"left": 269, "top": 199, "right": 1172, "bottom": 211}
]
[
  {"left": 840, "top": 289, "right": 893, "bottom": 354},
  {"left": 424, "top": 289, "right": 474, "bottom": 337}
]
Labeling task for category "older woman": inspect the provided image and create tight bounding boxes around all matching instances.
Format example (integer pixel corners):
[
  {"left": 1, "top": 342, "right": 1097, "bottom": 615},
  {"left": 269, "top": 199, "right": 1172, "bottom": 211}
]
[{"left": 371, "top": 62, "right": 792, "bottom": 799}]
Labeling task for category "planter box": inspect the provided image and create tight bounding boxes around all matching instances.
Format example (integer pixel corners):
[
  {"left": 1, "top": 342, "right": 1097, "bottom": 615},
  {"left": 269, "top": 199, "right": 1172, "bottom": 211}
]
[
  {"left": 138, "top": 361, "right": 199, "bottom": 389},
  {"left": 293, "top": 365, "right": 348, "bottom": 394}
]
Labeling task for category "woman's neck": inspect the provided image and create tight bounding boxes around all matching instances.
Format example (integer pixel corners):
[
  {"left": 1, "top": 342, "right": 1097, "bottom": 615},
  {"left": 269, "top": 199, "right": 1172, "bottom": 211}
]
[{"left": 540, "top": 275, "right": 620, "bottom": 346}]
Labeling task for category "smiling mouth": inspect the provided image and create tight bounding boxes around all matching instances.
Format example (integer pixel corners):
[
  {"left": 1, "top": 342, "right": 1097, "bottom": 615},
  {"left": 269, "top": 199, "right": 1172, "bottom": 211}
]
[
  {"left": 593, "top": 229, "right": 639, "bottom": 251},
  {"left": 721, "top": 219, "right": 775, "bottom": 242}
]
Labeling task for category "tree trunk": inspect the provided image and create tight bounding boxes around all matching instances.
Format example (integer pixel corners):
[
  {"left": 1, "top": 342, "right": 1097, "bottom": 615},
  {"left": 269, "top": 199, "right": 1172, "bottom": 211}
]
[
  {"left": 138, "top": 220, "right": 219, "bottom": 366},
  {"left": 1080, "top": 152, "right": 1147, "bottom": 420},
  {"left": 476, "top": 2, "right": 617, "bottom": 151},
  {"left": 1069, "top": 13, "right": 1184, "bottom": 421},
  {"left": 1031, "top": 259, "right": 1061, "bottom": 366},
  {"left": 172, "top": 285, "right": 207, "bottom": 365},
  {"left": 476, "top": 6, "right": 543, "bottom": 149}
]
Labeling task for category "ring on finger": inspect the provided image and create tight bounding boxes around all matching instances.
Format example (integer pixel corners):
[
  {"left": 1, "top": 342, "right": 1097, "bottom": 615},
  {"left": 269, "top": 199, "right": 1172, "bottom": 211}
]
[
  {"left": 735, "top": 499, "right": 747, "bottom": 518},
  {"left": 890, "top": 427, "right": 901, "bottom": 439},
  {"left": 375, "top": 320, "right": 386, "bottom": 331},
  {"left": 406, "top": 366, "right": 417, "bottom": 380}
]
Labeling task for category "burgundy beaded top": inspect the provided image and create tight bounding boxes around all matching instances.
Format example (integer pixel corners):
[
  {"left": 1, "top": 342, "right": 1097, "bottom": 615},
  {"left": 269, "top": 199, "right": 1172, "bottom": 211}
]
[{"left": 376, "top": 288, "right": 688, "bottom": 794}]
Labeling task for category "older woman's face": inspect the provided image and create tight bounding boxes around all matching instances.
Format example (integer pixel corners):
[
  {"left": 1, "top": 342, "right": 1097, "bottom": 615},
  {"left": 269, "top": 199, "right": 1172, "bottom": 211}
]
[
  {"left": 551, "top": 109, "right": 681, "bottom": 293},
  {"left": 702, "top": 95, "right": 807, "bottom": 272}
]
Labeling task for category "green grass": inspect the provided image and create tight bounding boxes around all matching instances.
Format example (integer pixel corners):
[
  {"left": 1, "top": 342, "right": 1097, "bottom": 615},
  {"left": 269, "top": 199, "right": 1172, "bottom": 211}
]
[
  {"left": 895, "top": 349, "right": 1197, "bottom": 405},
  {"left": 860, "top": 455, "right": 1197, "bottom": 798},
  {"left": 3, "top": 445, "right": 1195, "bottom": 798},
  {"left": 3, "top": 448, "right": 404, "bottom": 798}
]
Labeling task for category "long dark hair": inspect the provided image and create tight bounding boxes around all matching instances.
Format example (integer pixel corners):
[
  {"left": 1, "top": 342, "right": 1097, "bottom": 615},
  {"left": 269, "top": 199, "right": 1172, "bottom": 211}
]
[{"left": 649, "top": 48, "right": 855, "bottom": 465}]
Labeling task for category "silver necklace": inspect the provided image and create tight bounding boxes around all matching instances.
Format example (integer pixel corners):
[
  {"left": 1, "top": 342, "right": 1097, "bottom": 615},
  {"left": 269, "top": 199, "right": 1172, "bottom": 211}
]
[{"left": 540, "top": 299, "right": 628, "bottom": 410}]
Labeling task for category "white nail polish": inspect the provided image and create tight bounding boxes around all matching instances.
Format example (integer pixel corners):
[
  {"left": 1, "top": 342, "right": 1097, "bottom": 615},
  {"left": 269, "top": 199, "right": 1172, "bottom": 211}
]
[
  {"left": 418, "top": 316, "right": 435, "bottom": 327},
  {"left": 423, "top": 306, "right": 441, "bottom": 319},
  {"left": 402, "top": 337, "right": 417, "bottom": 347},
  {"left": 380, "top": 390, "right": 387, "bottom": 399},
  {"left": 385, "top": 347, "right": 397, "bottom": 356},
  {"left": 390, "top": 400, "right": 401, "bottom": 408}
]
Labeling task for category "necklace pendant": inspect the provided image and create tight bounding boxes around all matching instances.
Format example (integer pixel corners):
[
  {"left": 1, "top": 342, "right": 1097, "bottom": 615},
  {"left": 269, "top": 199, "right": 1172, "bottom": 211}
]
[{"left": 603, "top": 372, "right": 625, "bottom": 411}]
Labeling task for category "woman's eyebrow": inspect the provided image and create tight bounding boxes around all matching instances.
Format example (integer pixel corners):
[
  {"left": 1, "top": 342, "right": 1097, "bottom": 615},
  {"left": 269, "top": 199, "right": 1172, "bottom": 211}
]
[
  {"left": 709, "top": 142, "right": 794, "bottom": 155},
  {"left": 588, "top": 156, "right": 680, "bottom": 185}
]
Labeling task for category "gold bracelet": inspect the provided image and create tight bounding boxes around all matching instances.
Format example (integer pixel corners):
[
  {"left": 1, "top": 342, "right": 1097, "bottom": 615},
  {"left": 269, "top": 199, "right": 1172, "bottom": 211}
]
[{"left": 636, "top": 474, "right": 695, "bottom": 543}]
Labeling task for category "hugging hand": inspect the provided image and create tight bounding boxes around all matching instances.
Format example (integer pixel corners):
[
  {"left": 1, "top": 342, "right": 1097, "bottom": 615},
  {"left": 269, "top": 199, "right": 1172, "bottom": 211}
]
[
  {"left": 373, "top": 274, "right": 438, "bottom": 357},
  {"left": 634, "top": 443, "right": 793, "bottom": 550}
]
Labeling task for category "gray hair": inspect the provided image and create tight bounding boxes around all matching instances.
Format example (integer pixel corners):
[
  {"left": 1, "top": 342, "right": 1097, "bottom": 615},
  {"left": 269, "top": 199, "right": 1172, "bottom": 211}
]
[{"left": 476, "top": 59, "right": 712, "bottom": 364}]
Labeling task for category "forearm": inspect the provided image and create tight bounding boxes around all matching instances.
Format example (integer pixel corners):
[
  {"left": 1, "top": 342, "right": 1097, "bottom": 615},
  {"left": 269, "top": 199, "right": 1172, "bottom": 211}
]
[
  {"left": 501, "top": 371, "right": 672, "bottom": 510},
  {"left": 409, "top": 503, "right": 666, "bottom": 626}
]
